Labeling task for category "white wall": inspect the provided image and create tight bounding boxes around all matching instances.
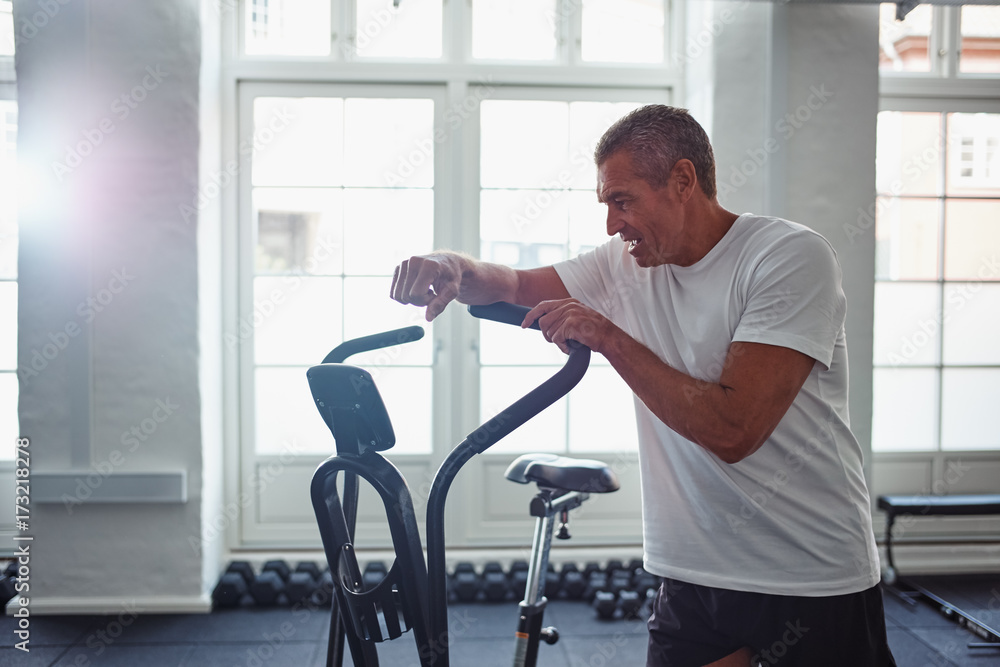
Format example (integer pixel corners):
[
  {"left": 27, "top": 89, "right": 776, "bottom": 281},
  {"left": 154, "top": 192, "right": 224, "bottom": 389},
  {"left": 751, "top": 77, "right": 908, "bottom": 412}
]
[{"left": 14, "top": 0, "right": 209, "bottom": 613}]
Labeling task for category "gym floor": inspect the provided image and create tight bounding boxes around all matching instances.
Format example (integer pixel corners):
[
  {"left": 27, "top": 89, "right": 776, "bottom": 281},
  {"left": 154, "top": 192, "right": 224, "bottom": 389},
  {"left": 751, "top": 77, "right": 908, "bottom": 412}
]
[{"left": 0, "top": 578, "right": 997, "bottom": 667}]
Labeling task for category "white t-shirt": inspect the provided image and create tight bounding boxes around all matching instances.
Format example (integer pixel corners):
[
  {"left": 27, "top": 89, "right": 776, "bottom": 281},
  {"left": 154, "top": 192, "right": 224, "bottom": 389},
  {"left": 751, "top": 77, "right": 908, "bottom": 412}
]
[{"left": 553, "top": 213, "right": 880, "bottom": 597}]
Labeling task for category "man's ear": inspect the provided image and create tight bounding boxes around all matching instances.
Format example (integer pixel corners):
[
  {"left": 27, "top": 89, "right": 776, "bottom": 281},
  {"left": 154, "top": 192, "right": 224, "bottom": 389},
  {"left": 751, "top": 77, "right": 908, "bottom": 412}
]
[{"left": 670, "top": 159, "right": 698, "bottom": 202}]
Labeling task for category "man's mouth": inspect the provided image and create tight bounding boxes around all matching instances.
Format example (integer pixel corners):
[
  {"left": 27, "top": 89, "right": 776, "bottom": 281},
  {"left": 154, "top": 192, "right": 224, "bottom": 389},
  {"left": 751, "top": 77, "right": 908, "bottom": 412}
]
[{"left": 622, "top": 234, "right": 643, "bottom": 253}]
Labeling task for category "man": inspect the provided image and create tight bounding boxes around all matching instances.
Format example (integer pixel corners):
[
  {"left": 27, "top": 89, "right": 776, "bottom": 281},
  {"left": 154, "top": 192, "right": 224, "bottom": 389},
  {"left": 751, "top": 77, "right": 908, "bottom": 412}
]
[{"left": 391, "top": 105, "right": 895, "bottom": 667}]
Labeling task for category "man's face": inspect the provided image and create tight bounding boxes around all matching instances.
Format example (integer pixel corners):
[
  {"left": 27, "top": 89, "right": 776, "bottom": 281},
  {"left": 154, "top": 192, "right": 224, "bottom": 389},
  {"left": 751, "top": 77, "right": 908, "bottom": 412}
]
[{"left": 597, "top": 151, "right": 688, "bottom": 268}]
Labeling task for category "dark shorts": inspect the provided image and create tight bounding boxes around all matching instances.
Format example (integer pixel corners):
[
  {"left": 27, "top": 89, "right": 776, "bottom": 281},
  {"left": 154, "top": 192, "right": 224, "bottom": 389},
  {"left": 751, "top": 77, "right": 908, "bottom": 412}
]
[{"left": 646, "top": 578, "right": 897, "bottom": 667}]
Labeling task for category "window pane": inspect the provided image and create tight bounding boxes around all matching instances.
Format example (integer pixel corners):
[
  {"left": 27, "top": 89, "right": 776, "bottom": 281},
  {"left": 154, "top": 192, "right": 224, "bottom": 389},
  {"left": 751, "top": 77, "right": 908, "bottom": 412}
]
[
  {"left": 943, "top": 284, "right": 1000, "bottom": 366},
  {"left": 479, "top": 321, "right": 565, "bottom": 367},
  {"left": 0, "top": 372, "right": 16, "bottom": 461},
  {"left": 873, "top": 282, "right": 941, "bottom": 366},
  {"left": 343, "top": 277, "right": 433, "bottom": 366},
  {"left": 941, "top": 369, "right": 1000, "bottom": 450},
  {"left": 959, "top": 6, "right": 1000, "bottom": 74},
  {"left": 0, "top": 100, "right": 16, "bottom": 279},
  {"left": 256, "top": 366, "right": 340, "bottom": 455},
  {"left": 472, "top": 0, "right": 557, "bottom": 61},
  {"left": 946, "top": 113, "right": 1000, "bottom": 197},
  {"left": 876, "top": 111, "right": 941, "bottom": 196},
  {"left": 254, "top": 188, "right": 344, "bottom": 275},
  {"left": 568, "top": 102, "right": 645, "bottom": 189},
  {"left": 481, "top": 367, "right": 567, "bottom": 454},
  {"left": 879, "top": 3, "right": 932, "bottom": 73},
  {"left": 943, "top": 199, "right": 1000, "bottom": 280},
  {"left": 0, "top": 1, "right": 12, "bottom": 56},
  {"left": 252, "top": 97, "right": 344, "bottom": 187},
  {"left": 365, "top": 367, "right": 431, "bottom": 454},
  {"left": 568, "top": 367, "right": 638, "bottom": 453},
  {"left": 0, "top": 281, "right": 15, "bottom": 370},
  {"left": 582, "top": 0, "right": 663, "bottom": 64},
  {"left": 244, "top": 0, "right": 330, "bottom": 56},
  {"left": 355, "top": 0, "right": 442, "bottom": 59},
  {"left": 481, "top": 101, "right": 568, "bottom": 189},
  {"left": 343, "top": 189, "right": 434, "bottom": 276},
  {"left": 480, "top": 190, "right": 570, "bottom": 268},
  {"left": 872, "top": 367, "right": 938, "bottom": 452},
  {"left": 253, "top": 276, "right": 343, "bottom": 366},
  {"left": 569, "top": 191, "right": 610, "bottom": 256},
  {"left": 343, "top": 98, "right": 435, "bottom": 188},
  {"left": 874, "top": 197, "right": 939, "bottom": 281}
]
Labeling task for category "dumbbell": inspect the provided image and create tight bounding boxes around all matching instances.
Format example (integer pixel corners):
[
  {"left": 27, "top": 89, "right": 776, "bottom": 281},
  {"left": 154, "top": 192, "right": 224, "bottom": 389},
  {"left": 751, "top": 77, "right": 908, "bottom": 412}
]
[
  {"left": 249, "top": 560, "right": 291, "bottom": 605},
  {"left": 0, "top": 576, "right": 17, "bottom": 607},
  {"left": 619, "top": 589, "right": 643, "bottom": 619},
  {"left": 313, "top": 568, "right": 334, "bottom": 608},
  {"left": 452, "top": 562, "right": 480, "bottom": 602},
  {"left": 593, "top": 590, "right": 617, "bottom": 619},
  {"left": 211, "top": 561, "right": 254, "bottom": 607},
  {"left": 285, "top": 562, "right": 321, "bottom": 605},
  {"left": 631, "top": 567, "right": 658, "bottom": 598},
  {"left": 583, "top": 569, "right": 608, "bottom": 603},
  {"left": 509, "top": 560, "right": 530, "bottom": 599},
  {"left": 561, "top": 563, "right": 586, "bottom": 600},
  {"left": 607, "top": 567, "right": 632, "bottom": 597},
  {"left": 482, "top": 562, "right": 510, "bottom": 602},
  {"left": 544, "top": 564, "right": 561, "bottom": 598}
]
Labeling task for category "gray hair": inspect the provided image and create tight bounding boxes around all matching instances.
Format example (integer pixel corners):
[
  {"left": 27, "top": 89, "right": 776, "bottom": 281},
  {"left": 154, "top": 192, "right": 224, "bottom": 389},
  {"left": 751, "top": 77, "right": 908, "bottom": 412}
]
[{"left": 594, "top": 105, "right": 717, "bottom": 199}]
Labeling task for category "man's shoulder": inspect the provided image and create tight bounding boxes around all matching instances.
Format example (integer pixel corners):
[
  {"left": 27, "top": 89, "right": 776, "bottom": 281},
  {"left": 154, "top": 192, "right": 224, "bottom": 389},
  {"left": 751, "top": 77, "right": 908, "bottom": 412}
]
[{"left": 736, "top": 213, "right": 836, "bottom": 258}]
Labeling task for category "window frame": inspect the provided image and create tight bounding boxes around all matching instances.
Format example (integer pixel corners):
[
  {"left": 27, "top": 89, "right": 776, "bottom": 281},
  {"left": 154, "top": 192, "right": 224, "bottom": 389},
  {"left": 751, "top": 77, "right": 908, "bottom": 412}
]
[
  {"left": 872, "top": 4, "right": 1000, "bottom": 531},
  {"left": 222, "top": 0, "right": 679, "bottom": 550}
]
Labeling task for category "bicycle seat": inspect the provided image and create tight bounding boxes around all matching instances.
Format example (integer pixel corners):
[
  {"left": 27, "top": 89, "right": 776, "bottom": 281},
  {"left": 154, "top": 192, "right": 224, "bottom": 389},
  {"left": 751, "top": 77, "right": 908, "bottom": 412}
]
[{"left": 505, "top": 453, "right": 619, "bottom": 493}]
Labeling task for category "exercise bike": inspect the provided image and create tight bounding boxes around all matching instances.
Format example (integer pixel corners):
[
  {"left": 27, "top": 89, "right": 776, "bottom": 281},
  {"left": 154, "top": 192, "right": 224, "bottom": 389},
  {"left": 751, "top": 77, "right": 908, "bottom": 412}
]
[{"left": 308, "top": 302, "right": 621, "bottom": 666}]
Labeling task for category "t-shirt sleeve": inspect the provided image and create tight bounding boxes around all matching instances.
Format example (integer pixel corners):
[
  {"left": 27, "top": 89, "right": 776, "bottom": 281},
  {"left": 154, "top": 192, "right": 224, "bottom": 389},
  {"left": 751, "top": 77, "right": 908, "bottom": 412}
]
[
  {"left": 732, "top": 230, "right": 847, "bottom": 370},
  {"left": 552, "top": 242, "right": 616, "bottom": 318}
]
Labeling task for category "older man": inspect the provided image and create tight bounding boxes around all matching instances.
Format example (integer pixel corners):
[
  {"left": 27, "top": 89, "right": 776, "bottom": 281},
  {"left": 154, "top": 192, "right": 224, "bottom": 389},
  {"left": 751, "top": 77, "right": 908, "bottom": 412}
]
[{"left": 391, "top": 105, "right": 895, "bottom": 667}]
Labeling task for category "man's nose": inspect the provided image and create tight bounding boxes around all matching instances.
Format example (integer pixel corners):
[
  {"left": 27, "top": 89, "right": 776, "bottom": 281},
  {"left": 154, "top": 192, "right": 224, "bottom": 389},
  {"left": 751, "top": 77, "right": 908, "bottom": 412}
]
[{"left": 606, "top": 209, "right": 624, "bottom": 237}]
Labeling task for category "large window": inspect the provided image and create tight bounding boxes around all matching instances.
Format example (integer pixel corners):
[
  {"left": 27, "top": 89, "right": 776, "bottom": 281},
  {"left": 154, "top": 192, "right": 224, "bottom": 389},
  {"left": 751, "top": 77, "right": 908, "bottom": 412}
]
[
  {"left": 477, "top": 95, "right": 644, "bottom": 454},
  {"left": 229, "top": 1, "right": 670, "bottom": 547},
  {"left": 243, "top": 88, "right": 437, "bottom": 458},
  {"left": 0, "top": 0, "right": 15, "bottom": 461},
  {"left": 873, "top": 5, "right": 1000, "bottom": 454}
]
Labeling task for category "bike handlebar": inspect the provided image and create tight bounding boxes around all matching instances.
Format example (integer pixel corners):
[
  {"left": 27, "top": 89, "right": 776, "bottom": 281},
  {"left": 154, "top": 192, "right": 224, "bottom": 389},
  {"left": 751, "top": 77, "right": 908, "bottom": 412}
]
[
  {"left": 468, "top": 302, "right": 541, "bottom": 330},
  {"left": 321, "top": 325, "right": 425, "bottom": 364}
]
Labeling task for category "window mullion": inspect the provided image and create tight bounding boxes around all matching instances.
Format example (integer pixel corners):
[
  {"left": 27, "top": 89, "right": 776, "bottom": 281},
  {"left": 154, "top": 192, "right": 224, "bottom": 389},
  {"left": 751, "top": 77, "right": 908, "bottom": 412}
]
[
  {"left": 940, "top": 5, "right": 961, "bottom": 79},
  {"left": 566, "top": 0, "right": 582, "bottom": 66}
]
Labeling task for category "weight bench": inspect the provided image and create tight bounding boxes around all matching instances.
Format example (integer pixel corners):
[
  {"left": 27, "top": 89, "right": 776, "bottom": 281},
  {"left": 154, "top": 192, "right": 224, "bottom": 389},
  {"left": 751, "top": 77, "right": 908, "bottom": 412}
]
[{"left": 877, "top": 494, "right": 1000, "bottom": 651}]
